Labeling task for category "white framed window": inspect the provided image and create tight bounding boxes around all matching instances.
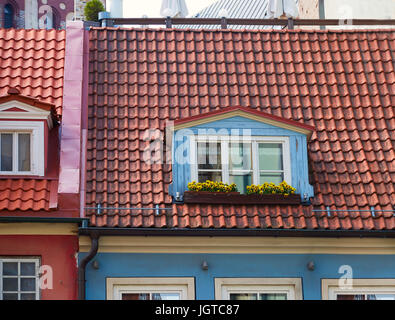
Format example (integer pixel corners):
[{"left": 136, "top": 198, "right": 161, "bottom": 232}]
[
  {"left": 215, "top": 278, "right": 302, "bottom": 300},
  {"left": 190, "top": 135, "right": 291, "bottom": 193},
  {"left": 322, "top": 279, "right": 395, "bottom": 300},
  {"left": 0, "top": 121, "right": 44, "bottom": 176},
  {"left": 0, "top": 258, "right": 40, "bottom": 300},
  {"left": 107, "top": 277, "right": 195, "bottom": 300}
]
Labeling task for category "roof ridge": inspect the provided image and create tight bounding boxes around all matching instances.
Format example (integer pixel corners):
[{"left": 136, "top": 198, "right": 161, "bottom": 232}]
[{"left": 90, "top": 26, "right": 395, "bottom": 34}]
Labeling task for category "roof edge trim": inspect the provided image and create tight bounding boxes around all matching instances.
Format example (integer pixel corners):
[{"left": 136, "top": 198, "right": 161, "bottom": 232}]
[{"left": 173, "top": 106, "right": 315, "bottom": 137}]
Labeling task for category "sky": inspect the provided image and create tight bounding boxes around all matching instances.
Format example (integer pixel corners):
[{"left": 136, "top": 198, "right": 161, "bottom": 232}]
[{"left": 121, "top": 0, "right": 217, "bottom": 18}]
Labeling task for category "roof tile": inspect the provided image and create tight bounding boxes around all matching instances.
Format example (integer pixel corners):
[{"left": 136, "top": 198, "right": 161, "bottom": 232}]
[
  {"left": 0, "top": 28, "right": 65, "bottom": 115},
  {"left": 86, "top": 28, "right": 395, "bottom": 231}
]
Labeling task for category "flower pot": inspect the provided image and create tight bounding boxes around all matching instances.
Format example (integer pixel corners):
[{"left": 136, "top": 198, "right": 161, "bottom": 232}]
[
  {"left": 183, "top": 191, "right": 301, "bottom": 205},
  {"left": 183, "top": 191, "right": 240, "bottom": 204}
]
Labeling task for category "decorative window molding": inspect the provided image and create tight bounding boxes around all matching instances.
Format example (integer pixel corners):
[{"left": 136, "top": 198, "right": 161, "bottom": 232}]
[
  {"left": 0, "top": 100, "right": 54, "bottom": 129},
  {"left": 190, "top": 135, "right": 291, "bottom": 192},
  {"left": 173, "top": 106, "right": 315, "bottom": 139},
  {"left": 0, "top": 257, "right": 40, "bottom": 300},
  {"left": 215, "top": 278, "right": 302, "bottom": 300},
  {"left": 322, "top": 279, "right": 395, "bottom": 300},
  {"left": 106, "top": 277, "right": 195, "bottom": 300},
  {"left": 0, "top": 121, "right": 45, "bottom": 176}
]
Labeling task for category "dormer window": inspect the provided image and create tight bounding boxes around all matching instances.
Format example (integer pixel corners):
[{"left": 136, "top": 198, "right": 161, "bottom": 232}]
[
  {"left": 171, "top": 106, "right": 315, "bottom": 201},
  {"left": 0, "top": 88, "right": 57, "bottom": 177},
  {"left": 0, "top": 132, "right": 31, "bottom": 173},
  {"left": 191, "top": 136, "right": 291, "bottom": 193}
]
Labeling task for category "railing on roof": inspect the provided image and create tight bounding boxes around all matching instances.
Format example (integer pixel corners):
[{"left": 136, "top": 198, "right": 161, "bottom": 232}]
[{"left": 98, "top": 17, "right": 395, "bottom": 30}]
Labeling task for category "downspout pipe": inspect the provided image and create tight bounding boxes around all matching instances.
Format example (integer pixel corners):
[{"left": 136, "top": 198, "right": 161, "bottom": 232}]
[{"left": 78, "top": 231, "right": 99, "bottom": 300}]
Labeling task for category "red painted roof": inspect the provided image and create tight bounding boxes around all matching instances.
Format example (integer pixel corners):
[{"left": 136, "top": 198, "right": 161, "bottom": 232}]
[
  {"left": 0, "top": 179, "right": 58, "bottom": 212},
  {"left": 86, "top": 28, "right": 395, "bottom": 231},
  {"left": 0, "top": 28, "right": 65, "bottom": 116},
  {"left": 0, "top": 28, "right": 65, "bottom": 213}
]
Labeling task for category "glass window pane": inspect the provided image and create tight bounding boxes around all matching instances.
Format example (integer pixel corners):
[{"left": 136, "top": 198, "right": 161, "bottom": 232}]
[
  {"left": 4, "top": 4, "right": 14, "bottom": 29},
  {"left": 18, "top": 133, "right": 31, "bottom": 171},
  {"left": 3, "top": 262, "right": 18, "bottom": 276},
  {"left": 21, "top": 278, "right": 36, "bottom": 291},
  {"left": 229, "top": 293, "right": 257, "bottom": 300},
  {"left": 229, "top": 143, "right": 251, "bottom": 171},
  {"left": 259, "top": 143, "right": 283, "bottom": 171},
  {"left": 259, "top": 293, "right": 287, "bottom": 300},
  {"left": 229, "top": 172, "right": 252, "bottom": 193},
  {"left": 259, "top": 173, "right": 284, "bottom": 185},
  {"left": 1, "top": 133, "right": 13, "bottom": 171},
  {"left": 367, "top": 294, "right": 395, "bottom": 300},
  {"left": 336, "top": 294, "right": 365, "bottom": 300},
  {"left": 20, "top": 262, "right": 36, "bottom": 276},
  {"left": 3, "top": 277, "right": 18, "bottom": 291},
  {"left": 152, "top": 293, "right": 180, "bottom": 300},
  {"left": 198, "top": 171, "right": 222, "bottom": 183},
  {"left": 122, "top": 293, "right": 150, "bottom": 300},
  {"left": 197, "top": 142, "right": 221, "bottom": 170},
  {"left": 21, "top": 293, "right": 36, "bottom": 300},
  {"left": 3, "top": 293, "right": 18, "bottom": 300}
]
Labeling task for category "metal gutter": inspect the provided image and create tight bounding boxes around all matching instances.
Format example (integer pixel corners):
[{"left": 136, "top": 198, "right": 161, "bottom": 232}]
[
  {"left": 78, "top": 227, "right": 395, "bottom": 238},
  {"left": 78, "top": 230, "right": 99, "bottom": 300},
  {"left": 0, "top": 216, "right": 89, "bottom": 225}
]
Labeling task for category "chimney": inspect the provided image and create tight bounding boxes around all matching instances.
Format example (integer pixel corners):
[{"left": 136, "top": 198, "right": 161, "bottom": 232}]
[{"left": 107, "top": 0, "right": 123, "bottom": 18}]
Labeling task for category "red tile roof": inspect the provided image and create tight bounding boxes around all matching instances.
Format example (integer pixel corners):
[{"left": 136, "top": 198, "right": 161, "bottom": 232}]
[
  {"left": 0, "top": 28, "right": 65, "bottom": 116},
  {"left": 0, "top": 179, "right": 58, "bottom": 212},
  {"left": 0, "top": 28, "right": 65, "bottom": 213},
  {"left": 86, "top": 28, "right": 395, "bottom": 231}
]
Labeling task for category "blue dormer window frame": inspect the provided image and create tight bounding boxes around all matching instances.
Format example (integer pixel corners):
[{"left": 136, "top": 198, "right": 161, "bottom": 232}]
[
  {"left": 190, "top": 135, "right": 292, "bottom": 193},
  {"left": 170, "top": 107, "right": 315, "bottom": 202}
]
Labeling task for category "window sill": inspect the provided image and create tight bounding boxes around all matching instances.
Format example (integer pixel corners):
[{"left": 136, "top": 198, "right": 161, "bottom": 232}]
[{"left": 183, "top": 191, "right": 301, "bottom": 205}]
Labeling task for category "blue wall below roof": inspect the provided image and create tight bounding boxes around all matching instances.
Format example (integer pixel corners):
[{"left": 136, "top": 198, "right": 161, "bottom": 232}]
[
  {"left": 83, "top": 252, "right": 395, "bottom": 300},
  {"left": 170, "top": 116, "right": 314, "bottom": 200}
]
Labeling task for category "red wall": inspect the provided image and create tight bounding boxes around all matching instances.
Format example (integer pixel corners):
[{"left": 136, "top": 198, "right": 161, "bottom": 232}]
[{"left": 0, "top": 235, "right": 78, "bottom": 300}]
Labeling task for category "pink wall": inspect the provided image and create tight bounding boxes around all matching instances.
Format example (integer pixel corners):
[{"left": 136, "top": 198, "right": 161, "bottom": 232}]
[{"left": 58, "top": 20, "right": 87, "bottom": 217}]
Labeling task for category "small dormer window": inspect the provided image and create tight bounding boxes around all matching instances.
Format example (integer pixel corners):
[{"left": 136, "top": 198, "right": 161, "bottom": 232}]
[
  {"left": 0, "top": 88, "right": 56, "bottom": 177},
  {"left": 0, "top": 132, "right": 31, "bottom": 173},
  {"left": 0, "top": 121, "right": 44, "bottom": 176},
  {"left": 171, "top": 106, "right": 315, "bottom": 201},
  {"left": 191, "top": 136, "right": 291, "bottom": 193}
]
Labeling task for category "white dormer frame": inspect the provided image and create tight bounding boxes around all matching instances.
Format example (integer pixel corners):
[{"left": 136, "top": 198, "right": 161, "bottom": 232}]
[
  {"left": 0, "top": 121, "right": 45, "bottom": 176},
  {"left": 0, "top": 101, "right": 54, "bottom": 129},
  {"left": 0, "top": 100, "right": 51, "bottom": 177}
]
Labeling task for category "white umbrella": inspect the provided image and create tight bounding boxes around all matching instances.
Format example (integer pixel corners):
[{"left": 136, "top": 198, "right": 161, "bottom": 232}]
[
  {"left": 268, "top": 0, "right": 298, "bottom": 18},
  {"left": 160, "top": 0, "right": 189, "bottom": 18}
]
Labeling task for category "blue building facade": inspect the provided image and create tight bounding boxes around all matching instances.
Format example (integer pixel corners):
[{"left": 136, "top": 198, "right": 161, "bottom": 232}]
[{"left": 80, "top": 237, "right": 395, "bottom": 300}]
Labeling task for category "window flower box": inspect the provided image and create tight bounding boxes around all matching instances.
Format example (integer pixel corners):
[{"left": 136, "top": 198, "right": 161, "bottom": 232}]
[
  {"left": 184, "top": 181, "right": 300, "bottom": 205},
  {"left": 184, "top": 191, "right": 241, "bottom": 204},
  {"left": 183, "top": 191, "right": 301, "bottom": 205}
]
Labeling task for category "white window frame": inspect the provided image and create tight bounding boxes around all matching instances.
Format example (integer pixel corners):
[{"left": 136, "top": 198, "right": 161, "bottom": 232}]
[
  {"left": 0, "top": 121, "right": 44, "bottom": 176},
  {"left": 215, "top": 278, "right": 302, "bottom": 300},
  {"left": 322, "top": 279, "right": 395, "bottom": 300},
  {"left": 106, "top": 277, "right": 195, "bottom": 300},
  {"left": 190, "top": 135, "right": 292, "bottom": 186},
  {"left": 0, "top": 257, "right": 40, "bottom": 300}
]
